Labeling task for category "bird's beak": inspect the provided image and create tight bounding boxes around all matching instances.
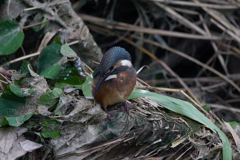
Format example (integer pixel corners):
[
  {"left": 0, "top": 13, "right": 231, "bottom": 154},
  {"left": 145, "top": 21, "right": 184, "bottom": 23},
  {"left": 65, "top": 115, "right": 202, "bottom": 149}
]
[{"left": 93, "top": 74, "right": 107, "bottom": 97}]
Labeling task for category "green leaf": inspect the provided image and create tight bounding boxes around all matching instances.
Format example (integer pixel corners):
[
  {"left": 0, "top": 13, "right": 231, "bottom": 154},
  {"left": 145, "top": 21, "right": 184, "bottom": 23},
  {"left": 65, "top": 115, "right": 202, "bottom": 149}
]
[
  {"left": 202, "top": 104, "right": 211, "bottom": 111},
  {"left": 40, "top": 119, "right": 59, "bottom": 127},
  {"left": 82, "top": 75, "right": 93, "bottom": 97},
  {"left": 0, "top": 117, "right": 9, "bottom": 127},
  {"left": 39, "top": 121, "right": 49, "bottom": 127},
  {"left": 55, "top": 67, "right": 84, "bottom": 87},
  {"left": 39, "top": 88, "right": 63, "bottom": 108},
  {"left": 12, "top": 62, "right": 36, "bottom": 83},
  {"left": 40, "top": 63, "right": 61, "bottom": 79},
  {"left": 0, "top": 20, "right": 24, "bottom": 55},
  {"left": 0, "top": 90, "right": 26, "bottom": 117},
  {"left": 6, "top": 113, "right": 33, "bottom": 127},
  {"left": 54, "top": 36, "right": 62, "bottom": 45},
  {"left": 229, "top": 121, "right": 240, "bottom": 129},
  {"left": 37, "top": 43, "right": 63, "bottom": 74},
  {"left": 128, "top": 89, "right": 232, "bottom": 160},
  {"left": 9, "top": 85, "right": 25, "bottom": 97},
  {"left": 41, "top": 129, "right": 61, "bottom": 139},
  {"left": 28, "top": 89, "right": 36, "bottom": 94},
  {"left": 9, "top": 85, "right": 35, "bottom": 97},
  {"left": 19, "top": 61, "right": 31, "bottom": 75},
  {"left": 60, "top": 44, "right": 77, "bottom": 58}
]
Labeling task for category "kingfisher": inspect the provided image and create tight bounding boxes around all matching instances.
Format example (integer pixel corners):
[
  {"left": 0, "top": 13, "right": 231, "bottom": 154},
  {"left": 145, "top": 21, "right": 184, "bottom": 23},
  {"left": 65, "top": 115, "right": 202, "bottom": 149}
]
[{"left": 91, "top": 46, "right": 137, "bottom": 119}]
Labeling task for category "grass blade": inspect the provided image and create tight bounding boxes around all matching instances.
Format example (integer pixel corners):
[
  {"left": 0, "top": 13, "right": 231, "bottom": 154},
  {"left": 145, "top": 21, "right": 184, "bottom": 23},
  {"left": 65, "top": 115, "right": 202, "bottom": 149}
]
[{"left": 128, "top": 89, "right": 232, "bottom": 160}]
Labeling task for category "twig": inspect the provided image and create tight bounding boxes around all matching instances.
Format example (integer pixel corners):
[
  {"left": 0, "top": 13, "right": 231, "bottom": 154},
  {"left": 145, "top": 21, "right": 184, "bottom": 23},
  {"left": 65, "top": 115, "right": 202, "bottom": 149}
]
[
  {"left": 149, "top": 0, "right": 238, "bottom": 9},
  {"left": 136, "top": 65, "right": 149, "bottom": 74},
  {"left": 154, "top": 2, "right": 206, "bottom": 35},
  {"left": 20, "top": 46, "right": 26, "bottom": 56},
  {"left": 23, "top": 7, "right": 38, "bottom": 11},
  {"left": 92, "top": 61, "right": 100, "bottom": 65},
  {"left": 79, "top": 14, "right": 221, "bottom": 40},
  {"left": 37, "top": 30, "right": 58, "bottom": 52},
  {"left": 137, "top": 77, "right": 151, "bottom": 87},
  {"left": 131, "top": 35, "right": 240, "bottom": 94},
  {"left": 208, "top": 104, "right": 240, "bottom": 113},
  {"left": 211, "top": 18, "right": 240, "bottom": 43},
  {"left": 199, "top": 15, "right": 229, "bottom": 76},
  {"left": 0, "top": 68, "right": 12, "bottom": 77},
  {"left": 0, "top": 73, "right": 12, "bottom": 84},
  {"left": 68, "top": 40, "right": 79, "bottom": 46},
  {"left": 23, "top": 0, "right": 69, "bottom": 11},
  {"left": 10, "top": 52, "right": 41, "bottom": 64},
  {"left": 194, "top": 0, "right": 240, "bottom": 38},
  {"left": 225, "top": 98, "right": 240, "bottom": 104},
  {"left": 22, "top": 19, "right": 51, "bottom": 29},
  {"left": 0, "top": 79, "right": 8, "bottom": 84},
  {"left": 7, "top": 0, "right": 11, "bottom": 17}
]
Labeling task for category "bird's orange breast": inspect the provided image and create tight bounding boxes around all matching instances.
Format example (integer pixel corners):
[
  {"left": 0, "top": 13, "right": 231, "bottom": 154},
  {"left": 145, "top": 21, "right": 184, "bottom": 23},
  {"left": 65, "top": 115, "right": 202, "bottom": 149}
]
[{"left": 92, "top": 67, "right": 136, "bottom": 107}]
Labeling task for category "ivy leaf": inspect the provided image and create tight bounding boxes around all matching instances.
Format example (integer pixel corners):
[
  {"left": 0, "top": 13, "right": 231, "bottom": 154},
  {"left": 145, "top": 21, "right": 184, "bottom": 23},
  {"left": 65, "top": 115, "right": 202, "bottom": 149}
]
[
  {"left": 5, "top": 113, "right": 34, "bottom": 127},
  {"left": 40, "top": 63, "right": 62, "bottom": 80},
  {"left": 38, "top": 44, "right": 67, "bottom": 80},
  {"left": 60, "top": 44, "right": 77, "bottom": 58},
  {"left": 0, "top": 90, "right": 26, "bottom": 117},
  {"left": 9, "top": 85, "right": 35, "bottom": 97},
  {"left": 0, "top": 20, "right": 24, "bottom": 55},
  {"left": 54, "top": 67, "right": 84, "bottom": 89},
  {"left": 37, "top": 43, "right": 63, "bottom": 74}
]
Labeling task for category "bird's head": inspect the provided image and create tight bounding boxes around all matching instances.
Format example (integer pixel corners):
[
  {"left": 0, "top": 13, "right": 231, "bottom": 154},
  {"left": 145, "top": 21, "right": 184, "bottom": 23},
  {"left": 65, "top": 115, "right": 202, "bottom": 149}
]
[{"left": 93, "top": 46, "right": 133, "bottom": 96}]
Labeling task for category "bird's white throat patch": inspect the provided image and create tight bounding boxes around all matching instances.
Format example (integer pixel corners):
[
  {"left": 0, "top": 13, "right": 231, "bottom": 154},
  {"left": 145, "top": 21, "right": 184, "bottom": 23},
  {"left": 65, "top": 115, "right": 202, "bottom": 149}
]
[
  {"left": 105, "top": 74, "right": 117, "bottom": 81},
  {"left": 120, "top": 60, "right": 132, "bottom": 67}
]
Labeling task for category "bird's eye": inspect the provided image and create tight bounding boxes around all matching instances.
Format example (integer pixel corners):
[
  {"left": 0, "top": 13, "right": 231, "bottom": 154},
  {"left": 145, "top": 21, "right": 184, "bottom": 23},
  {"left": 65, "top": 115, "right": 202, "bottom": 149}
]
[
  {"left": 108, "top": 66, "right": 114, "bottom": 72},
  {"left": 104, "top": 66, "right": 114, "bottom": 76}
]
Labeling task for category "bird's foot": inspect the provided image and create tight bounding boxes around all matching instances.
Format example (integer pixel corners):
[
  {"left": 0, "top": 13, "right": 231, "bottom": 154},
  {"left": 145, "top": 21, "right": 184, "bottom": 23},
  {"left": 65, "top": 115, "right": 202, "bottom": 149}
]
[
  {"left": 104, "top": 106, "right": 113, "bottom": 120},
  {"left": 123, "top": 101, "right": 129, "bottom": 114}
]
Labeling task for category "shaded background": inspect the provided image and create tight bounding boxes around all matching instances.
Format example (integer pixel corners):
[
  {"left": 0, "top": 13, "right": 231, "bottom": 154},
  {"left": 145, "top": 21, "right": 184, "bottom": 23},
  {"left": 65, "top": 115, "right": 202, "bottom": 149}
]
[
  {"left": 74, "top": 0, "right": 240, "bottom": 122},
  {"left": 1, "top": 0, "right": 240, "bottom": 122},
  {"left": 0, "top": 0, "right": 239, "bottom": 159}
]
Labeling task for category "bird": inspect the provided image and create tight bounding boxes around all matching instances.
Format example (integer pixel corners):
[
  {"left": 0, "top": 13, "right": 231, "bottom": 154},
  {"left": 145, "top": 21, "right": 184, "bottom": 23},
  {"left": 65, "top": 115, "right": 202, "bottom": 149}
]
[{"left": 91, "top": 46, "right": 137, "bottom": 119}]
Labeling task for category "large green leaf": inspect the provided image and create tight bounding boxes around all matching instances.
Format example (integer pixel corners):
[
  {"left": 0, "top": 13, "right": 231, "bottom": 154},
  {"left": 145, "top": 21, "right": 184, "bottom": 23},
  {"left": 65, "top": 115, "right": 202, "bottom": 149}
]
[
  {"left": 128, "top": 89, "right": 232, "bottom": 160},
  {"left": 40, "top": 63, "right": 62, "bottom": 79},
  {"left": 0, "top": 20, "right": 24, "bottom": 55},
  {"left": 0, "top": 89, "right": 33, "bottom": 127},
  {"left": 0, "top": 90, "right": 26, "bottom": 117},
  {"left": 55, "top": 67, "right": 84, "bottom": 89},
  {"left": 5, "top": 113, "right": 34, "bottom": 127},
  {"left": 37, "top": 43, "right": 63, "bottom": 74},
  {"left": 9, "top": 85, "right": 35, "bottom": 97}
]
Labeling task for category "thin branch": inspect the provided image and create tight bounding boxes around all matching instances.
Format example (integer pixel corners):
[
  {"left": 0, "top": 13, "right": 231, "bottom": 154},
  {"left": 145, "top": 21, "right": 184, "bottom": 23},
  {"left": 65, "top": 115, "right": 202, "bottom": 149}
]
[
  {"left": 79, "top": 14, "right": 222, "bottom": 40},
  {"left": 22, "top": 19, "right": 51, "bottom": 29},
  {"left": 131, "top": 35, "right": 240, "bottom": 94},
  {"left": 149, "top": 0, "right": 238, "bottom": 9},
  {"left": 10, "top": 52, "right": 41, "bottom": 64}
]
